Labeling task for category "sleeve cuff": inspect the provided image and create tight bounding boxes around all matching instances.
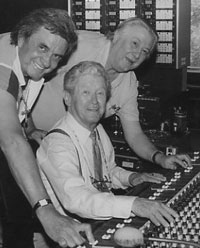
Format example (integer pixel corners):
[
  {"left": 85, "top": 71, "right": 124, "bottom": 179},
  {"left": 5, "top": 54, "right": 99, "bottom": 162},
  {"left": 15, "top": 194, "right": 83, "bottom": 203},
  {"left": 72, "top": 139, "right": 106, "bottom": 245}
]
[{"left": 111, "top": 195, "right": 137, "bottom": 219}]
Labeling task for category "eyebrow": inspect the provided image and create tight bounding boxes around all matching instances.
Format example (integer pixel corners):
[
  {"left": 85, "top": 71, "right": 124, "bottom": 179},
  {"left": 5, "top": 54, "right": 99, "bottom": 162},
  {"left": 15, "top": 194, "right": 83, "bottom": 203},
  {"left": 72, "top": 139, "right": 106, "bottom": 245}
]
[
  {"left": 145, "top": 48, "right": 151, "bottom": 52},
  {"left": 39, "top": 42, "right": 65, "bottom": 57},
  {"left": 39, "top": 42, "right": 49, "bottom": 50}
]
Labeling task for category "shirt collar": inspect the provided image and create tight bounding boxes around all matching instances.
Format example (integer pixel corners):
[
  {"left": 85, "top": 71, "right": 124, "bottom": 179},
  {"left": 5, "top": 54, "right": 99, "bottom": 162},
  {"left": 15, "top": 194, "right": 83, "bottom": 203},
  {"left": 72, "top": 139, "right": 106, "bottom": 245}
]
[
  {"left": 66, "top": 112, "right": 92, "bottom": 144},
  {"left": 13, "top": 46, "right": 26, "bottom": 87},
  {"left": 102, "top": 40, "right": 111, "bottom": 67}
]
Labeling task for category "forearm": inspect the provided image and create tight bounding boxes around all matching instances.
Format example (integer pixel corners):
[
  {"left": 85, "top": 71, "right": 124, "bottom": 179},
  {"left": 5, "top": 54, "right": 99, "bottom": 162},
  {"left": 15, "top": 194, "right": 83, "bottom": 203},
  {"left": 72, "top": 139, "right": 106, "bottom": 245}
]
[
  {"left": 2, "top": 133, "right": 49, "bottom": 206},
  {"left": 64, "top": 187, "right": 134, "bottom": 219},
  {"left": 41, "top": 163, "right": 132, "bottom": 219},
  {"left": 125, "top": 132, "right": 169, "bottom": 169},
  {"left": 125, "top": 131, "right": 158, "bottom": 162},
  {"left": 110, "top": 166, "right": 133, "bottom": 189},
  {"left": 121, "top": 120, "right": 159, "bottom": 163}
]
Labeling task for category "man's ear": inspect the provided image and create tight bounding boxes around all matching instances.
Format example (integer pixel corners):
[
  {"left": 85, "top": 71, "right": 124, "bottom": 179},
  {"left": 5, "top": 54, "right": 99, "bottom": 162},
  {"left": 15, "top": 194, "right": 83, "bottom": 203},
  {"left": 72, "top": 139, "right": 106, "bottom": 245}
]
[
  {"left": 63, "top": 91, "right": 71, "bottom": 107},
  {"left": 18, "top": 37, "right": 25, "bottom": 48},
  {"left": 112, "top": 30, "right": 120, "bottom": 43}
]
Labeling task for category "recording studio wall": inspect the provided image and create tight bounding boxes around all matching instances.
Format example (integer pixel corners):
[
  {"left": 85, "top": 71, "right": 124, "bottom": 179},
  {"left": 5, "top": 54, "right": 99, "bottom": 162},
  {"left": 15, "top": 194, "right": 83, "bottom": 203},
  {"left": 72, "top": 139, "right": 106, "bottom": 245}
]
[
  {"left": 0, "top": 0, "right": 191, "bottom": 92},
  {"left": 69, "top": 0, "right": 191, "bottom": 92},
  {"left": 0, "top": 0, "right": 68, "bottom": 33}
]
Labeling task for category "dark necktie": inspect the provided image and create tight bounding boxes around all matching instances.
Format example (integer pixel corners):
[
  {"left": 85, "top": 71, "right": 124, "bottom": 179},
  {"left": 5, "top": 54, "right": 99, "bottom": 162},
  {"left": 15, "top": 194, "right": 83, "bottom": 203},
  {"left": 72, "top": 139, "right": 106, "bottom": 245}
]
[{"left": 90, "top": 131, "right": 102, "bottom": 181}]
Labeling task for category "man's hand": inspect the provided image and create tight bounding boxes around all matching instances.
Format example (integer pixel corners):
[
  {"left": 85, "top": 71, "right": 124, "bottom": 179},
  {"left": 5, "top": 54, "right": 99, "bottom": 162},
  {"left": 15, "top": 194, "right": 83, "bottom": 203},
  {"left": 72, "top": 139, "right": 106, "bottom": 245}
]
[
  {"left": 28, "top": 128, "right": 47, "bottom": 145},
  {"left": 23, "top": 115, "right": 47, "bottom": 144},
  {"left": 156, "top": 153, "right": 191, "bottom": 170},
  {"left": 36, "top": 205, "right": 95, "bottom": 247},
  {"left": 129, "top": 172, "right": 166, "bottom": 186},
  {"left": 131, "top": 198, "right": 178, "bottom": 227}
]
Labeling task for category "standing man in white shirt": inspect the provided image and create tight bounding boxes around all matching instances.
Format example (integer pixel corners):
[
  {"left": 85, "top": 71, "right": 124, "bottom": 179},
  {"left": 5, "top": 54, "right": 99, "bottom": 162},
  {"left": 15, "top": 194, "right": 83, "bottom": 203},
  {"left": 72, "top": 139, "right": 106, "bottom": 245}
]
[{"left": 0, "top": 8, "right": 94, "bottom": 248}]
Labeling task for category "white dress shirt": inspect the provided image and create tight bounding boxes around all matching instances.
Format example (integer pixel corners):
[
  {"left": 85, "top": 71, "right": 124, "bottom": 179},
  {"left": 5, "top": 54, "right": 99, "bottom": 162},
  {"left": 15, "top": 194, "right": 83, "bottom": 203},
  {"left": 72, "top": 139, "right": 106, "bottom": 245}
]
[{"left": 37, "top": 112, "right": 136, "bottom": 220}]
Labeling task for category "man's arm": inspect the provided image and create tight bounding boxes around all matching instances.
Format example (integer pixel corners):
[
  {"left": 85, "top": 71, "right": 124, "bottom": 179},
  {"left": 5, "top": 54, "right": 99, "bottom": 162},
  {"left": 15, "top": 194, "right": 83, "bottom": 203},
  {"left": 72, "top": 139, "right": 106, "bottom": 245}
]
[
  {"left": 121, "top": 118, "right": 191, "bottom": 169},
  {"left": 37, "top": 131, "right": 134, "bottom": 220},
  {"left": 121, "top": 118, "right": 157, "bottom": 161},
  {"left": 131, "top": 197, "right": 179, "bottom": 227},
  {"left": 0, "top": 90, "right": 94, "bottom": 247}
]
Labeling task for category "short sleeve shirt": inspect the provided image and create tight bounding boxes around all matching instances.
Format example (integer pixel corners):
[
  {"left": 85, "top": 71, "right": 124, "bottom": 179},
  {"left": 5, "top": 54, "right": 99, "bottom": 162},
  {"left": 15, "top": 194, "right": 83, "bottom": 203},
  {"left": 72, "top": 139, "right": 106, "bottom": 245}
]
[
  {"left": 0, "top": 33, "right": 44, "bottom": 123},
  {"left": 32, "top": 30, "right": 139, "bottom": 131}
]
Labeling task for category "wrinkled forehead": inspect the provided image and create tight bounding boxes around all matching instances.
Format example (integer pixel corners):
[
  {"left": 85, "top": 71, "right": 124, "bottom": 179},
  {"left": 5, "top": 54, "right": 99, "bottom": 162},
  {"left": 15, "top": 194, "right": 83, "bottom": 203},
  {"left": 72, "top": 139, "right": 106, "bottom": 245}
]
[
  {"left": 77, "top": 71, "right": 106, "bottom": 86},
  {"left": 117, "top": 24, "right": 156, "bottom": 49},
  {"left": 120, "top": 24, "right": 154, "bottom": 40},
  {"left": 76, "top": 67, "right": 106, "bottom": 83}
]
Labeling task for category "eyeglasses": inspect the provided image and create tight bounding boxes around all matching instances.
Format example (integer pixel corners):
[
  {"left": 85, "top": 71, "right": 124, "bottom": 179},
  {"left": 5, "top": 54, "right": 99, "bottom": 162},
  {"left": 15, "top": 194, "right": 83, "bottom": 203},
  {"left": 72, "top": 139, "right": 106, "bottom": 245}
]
[{"left": 90, "top": 176, "right": 112, "bottom": 192}]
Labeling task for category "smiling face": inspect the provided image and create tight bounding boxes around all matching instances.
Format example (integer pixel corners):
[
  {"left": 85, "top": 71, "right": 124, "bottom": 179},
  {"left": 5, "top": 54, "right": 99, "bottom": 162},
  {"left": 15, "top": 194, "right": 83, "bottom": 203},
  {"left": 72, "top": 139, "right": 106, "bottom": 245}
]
[
  {"left": 107, "top": 25, "right": 155, "bottom": 73},
  {"left": 18, "top": 27, "right": 68, "bottom": 81},
  {"left": 66, "top": 73, "right": 107, "bottom": 131}
]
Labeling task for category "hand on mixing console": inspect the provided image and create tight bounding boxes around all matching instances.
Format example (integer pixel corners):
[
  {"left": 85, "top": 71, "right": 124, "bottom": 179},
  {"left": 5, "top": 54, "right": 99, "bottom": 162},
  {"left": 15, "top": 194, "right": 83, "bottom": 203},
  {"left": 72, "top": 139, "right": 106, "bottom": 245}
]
[
  {"left": 131, "top": 198, "right": 179, "bottom": 227},
  {"left": 158, "top": 154, "right": 191, "bottom": 170},
  {"left": 129, "top": 172, "right": 166, "bottom": 186},
  {"left": 38, "top": 208, "right": 95, "bottom": 247}
]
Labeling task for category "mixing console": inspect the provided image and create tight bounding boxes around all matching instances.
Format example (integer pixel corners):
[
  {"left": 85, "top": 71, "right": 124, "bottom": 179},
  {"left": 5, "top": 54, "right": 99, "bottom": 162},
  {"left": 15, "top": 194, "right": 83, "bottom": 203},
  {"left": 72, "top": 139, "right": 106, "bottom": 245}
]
[{"left": 86, "top": 151, "right": 200, "bottom": 248}]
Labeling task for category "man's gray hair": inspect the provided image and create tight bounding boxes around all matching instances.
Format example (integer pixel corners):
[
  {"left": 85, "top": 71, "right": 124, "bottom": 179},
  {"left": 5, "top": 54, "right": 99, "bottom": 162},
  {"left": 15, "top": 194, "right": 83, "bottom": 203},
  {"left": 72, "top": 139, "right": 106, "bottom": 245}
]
[
  {"left": 106, "top": 17, "right": 158, "bottom": 54},
  {"left": 64, "top": 61, "right": 111, "bottom": 101},
  {"left": 10, "top": 8, "right": 77, "bottom": 67}
]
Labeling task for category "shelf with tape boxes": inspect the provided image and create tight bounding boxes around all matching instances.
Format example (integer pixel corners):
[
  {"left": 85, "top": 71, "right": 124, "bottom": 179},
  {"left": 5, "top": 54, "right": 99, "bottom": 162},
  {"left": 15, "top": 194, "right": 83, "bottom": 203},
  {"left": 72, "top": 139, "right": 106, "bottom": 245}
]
[{"left": 68, "top": 0, "right": 190, "bottom": 69}]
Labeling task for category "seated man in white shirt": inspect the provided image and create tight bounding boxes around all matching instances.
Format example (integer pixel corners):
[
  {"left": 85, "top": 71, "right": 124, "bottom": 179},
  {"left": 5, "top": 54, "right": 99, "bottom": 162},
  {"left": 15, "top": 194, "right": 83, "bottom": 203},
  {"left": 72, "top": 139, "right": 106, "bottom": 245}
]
[{"left": 37, "top": 61, "right": 178, "bottom": 227}]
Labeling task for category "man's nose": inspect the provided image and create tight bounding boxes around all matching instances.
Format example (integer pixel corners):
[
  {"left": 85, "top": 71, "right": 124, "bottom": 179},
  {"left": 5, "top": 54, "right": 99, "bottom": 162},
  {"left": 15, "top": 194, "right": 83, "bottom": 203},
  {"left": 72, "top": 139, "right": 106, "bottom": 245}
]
[
  {"left": 133, "top": 48, "right": 142, "bottom": 59},
  {"left": 42, "top": 53, "right": 51, "bottom": 68},
  {"left": 91, "top": 93, "right": 98, "bottom": 104}
]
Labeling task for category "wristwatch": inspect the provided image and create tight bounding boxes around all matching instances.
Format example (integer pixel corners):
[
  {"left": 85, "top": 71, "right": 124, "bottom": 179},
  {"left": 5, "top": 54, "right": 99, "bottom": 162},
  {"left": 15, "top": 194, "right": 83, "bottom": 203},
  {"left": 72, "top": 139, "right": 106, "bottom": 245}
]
[{"left": 33, "top": 198, "right": 52, "bottom": 213}]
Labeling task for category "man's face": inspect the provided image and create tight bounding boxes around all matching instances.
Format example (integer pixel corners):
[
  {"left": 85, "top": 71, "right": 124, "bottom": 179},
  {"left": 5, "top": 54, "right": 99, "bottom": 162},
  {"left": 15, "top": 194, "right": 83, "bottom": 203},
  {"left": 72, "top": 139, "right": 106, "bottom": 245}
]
[
  {"left": 68, "top": 74, "right": 107, "bottom": 131},
  {"left": 109, "top": 25, "right": 155, "bottom": 73},
  {"left": 18, "top": 27, "right": 68, "bottom": 81}
]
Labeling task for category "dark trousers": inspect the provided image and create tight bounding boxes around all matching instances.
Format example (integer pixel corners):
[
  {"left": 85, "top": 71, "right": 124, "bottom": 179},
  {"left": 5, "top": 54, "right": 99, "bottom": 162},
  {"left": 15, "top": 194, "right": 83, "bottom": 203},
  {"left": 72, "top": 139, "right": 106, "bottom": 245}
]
[{"left": 0, "top": 140, "right": 41, "bottom": 248}]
